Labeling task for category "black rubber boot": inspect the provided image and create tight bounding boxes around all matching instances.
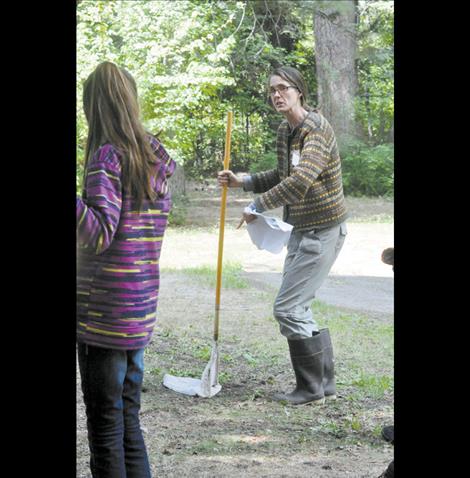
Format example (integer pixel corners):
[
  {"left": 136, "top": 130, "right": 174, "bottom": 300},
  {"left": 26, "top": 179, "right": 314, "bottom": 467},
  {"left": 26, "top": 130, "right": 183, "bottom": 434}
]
[
  {"left": 273, "top": 334, "right": 325, "bottom": 405},
  {"left": 382, "top": 425, "right": 394, "bottom": 444},
  {"left": 319, "top": 328, "right": 337, "bottom": 400},
  {"left": 378, "top": 425, "right": 394, "bottom": 477},
  {"left": 378, "top": 460, "right": 394, "bottom": 477}
]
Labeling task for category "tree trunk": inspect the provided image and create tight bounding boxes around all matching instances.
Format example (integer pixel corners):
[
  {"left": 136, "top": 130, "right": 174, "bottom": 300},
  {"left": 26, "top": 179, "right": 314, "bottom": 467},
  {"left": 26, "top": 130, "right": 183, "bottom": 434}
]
[
  {"left": 313, "top": 0, "right": 359, "bottom": 147},
  {"left": 245, "top": 113, "right": 250, "bottom": 165},
  {"left": 168, "top": 164, "right": 186, "bottom": 198}
]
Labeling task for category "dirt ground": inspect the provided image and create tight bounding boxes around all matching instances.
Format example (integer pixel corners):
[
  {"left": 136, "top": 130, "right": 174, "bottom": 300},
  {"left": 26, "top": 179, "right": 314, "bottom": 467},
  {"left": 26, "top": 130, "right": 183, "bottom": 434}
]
[{"left": 76, "top": 183, "right": 394, "bottom": 477}]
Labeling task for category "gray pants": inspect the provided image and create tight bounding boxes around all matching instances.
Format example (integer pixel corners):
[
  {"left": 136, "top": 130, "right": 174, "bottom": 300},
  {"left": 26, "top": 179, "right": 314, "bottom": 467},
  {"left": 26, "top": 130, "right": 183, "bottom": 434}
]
[{"left": 273, "top": 222, "right": 347, "bottom": 339}]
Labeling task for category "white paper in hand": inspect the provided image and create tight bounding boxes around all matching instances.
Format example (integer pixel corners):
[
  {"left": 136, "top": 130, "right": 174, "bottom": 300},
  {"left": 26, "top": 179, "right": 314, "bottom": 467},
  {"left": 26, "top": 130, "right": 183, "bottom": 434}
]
[{"left": 244, "top": 207, "right": 293, "bottom": 254}]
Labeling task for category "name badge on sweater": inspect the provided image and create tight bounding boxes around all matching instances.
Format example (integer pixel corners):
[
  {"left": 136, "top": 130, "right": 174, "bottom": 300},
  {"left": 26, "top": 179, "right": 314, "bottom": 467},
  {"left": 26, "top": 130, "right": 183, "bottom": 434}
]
[{"left": 291, "top": 150, "right": 300, "bottom": 167}]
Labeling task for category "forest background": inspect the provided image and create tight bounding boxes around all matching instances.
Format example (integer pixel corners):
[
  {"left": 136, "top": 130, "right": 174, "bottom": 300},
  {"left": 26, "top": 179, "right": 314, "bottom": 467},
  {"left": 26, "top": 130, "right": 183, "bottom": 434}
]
[{"left": 76, "top": 0, "right": 393, "bottom": 198}]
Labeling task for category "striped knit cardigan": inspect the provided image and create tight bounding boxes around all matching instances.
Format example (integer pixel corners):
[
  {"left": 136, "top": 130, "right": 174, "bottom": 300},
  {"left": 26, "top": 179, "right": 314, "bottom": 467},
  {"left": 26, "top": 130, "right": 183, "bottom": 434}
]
[
  {"left": 252, "top": 111, "right": 348, "bottom": 231},
  {"left": 76, "top": 136, "right": 176, "bottom": 350}
]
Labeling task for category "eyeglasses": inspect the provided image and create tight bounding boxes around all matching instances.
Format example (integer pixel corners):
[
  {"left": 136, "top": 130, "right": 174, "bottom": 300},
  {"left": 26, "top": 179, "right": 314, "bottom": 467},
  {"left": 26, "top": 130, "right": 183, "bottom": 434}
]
[{"left": 269, "top": 85, "right": 298, "bottom": 96}]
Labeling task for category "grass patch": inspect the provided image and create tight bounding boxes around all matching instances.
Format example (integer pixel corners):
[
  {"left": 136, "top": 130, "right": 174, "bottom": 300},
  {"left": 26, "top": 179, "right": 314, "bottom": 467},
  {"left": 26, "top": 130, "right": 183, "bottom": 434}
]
[
  {"left": 166, "top": 367, "right": 201, "bottom": 378},
  {"left": 166, "top": 224, "right": 220, "bottom": 234},
  {"left": 310, "top": 300, "right": 394, "bottom": 400},
  {"left": 165, "top": 261, "right": 249, "bottom": 289},
  {"left": 194, "top": 344, "right": 212, "bottom": 361},
  {"left": 348, "top": 214, "right": 394, "bottom": 223},
  {"left": 352, "top": 373, "right": 393, "bottom": 399}
]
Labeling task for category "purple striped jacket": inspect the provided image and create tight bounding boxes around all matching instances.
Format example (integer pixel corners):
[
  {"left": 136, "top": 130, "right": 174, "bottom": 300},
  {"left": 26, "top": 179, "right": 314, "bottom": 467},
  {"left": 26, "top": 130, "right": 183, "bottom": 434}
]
[{"left": 76, "top": 136, "right": 176, "bottom": 350}]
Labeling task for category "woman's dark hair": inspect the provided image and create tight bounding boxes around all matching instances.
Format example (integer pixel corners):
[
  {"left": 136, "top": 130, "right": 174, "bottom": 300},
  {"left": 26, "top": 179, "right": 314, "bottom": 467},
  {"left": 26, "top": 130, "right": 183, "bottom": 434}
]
[
  {"left": 83, "top": 61, "right": 159, "bottom": 208},
  {"left": 268, "top": 66, "right": 316, "bottom": 111}
]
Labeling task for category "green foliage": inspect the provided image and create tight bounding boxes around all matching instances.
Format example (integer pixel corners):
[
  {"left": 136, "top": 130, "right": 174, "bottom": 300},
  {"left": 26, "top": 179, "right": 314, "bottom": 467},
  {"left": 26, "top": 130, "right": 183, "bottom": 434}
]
[
  {"left": 356, "top": 1, "right": 394, "bottom": 144},
  {"left": 249, "top": 151, "right": 277, "bottom": 173},
  {"left": 77, "top": 0, "right": 394, "bottom": 196},
  {"left": 341, "top": 141, "right": 394, "bottom": 197}
]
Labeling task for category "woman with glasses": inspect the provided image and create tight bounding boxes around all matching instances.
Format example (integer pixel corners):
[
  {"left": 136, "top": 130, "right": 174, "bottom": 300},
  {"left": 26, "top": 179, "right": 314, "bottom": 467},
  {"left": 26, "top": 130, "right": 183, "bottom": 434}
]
[{"left": 218, "top": 66, "right": 348, "bottom": 405}]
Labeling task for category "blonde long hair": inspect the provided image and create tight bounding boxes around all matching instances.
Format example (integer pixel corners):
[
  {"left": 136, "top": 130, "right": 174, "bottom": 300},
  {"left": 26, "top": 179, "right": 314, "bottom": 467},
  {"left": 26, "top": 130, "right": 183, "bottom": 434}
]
[{"left": 82, "top": 61, "right": 158, "bottom": 208}]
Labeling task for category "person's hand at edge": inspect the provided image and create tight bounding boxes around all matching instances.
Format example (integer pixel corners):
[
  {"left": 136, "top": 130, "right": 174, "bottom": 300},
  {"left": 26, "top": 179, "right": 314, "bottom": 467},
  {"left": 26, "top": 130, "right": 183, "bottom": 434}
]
[
  {"left": 217, "top": 170, "right": 243, "bottom": 188},
  {"left": 237, "top": 203, "right": 258, "bottom": 229}
]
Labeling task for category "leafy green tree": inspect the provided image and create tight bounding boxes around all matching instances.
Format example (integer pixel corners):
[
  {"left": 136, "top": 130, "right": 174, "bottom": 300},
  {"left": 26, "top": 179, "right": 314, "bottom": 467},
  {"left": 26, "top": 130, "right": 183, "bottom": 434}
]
[
  {"left": 356, "top": 0, "right": 394, "bottom": 144},
  {"left": 77, "top": 0, "right": 394, "bottom": 196}
]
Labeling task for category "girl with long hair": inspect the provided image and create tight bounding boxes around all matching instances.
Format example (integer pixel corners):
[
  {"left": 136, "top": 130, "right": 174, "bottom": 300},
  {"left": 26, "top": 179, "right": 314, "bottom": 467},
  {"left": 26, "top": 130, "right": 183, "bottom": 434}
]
[{"left": 77, "top": 61, "right": 176, "bottom": 477}]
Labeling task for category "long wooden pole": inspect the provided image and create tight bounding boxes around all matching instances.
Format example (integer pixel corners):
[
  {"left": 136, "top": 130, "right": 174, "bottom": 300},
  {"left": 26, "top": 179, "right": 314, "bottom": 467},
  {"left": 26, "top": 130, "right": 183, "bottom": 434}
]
[{"left": 214, "top": 111, "right": 233, "bottom": 342}]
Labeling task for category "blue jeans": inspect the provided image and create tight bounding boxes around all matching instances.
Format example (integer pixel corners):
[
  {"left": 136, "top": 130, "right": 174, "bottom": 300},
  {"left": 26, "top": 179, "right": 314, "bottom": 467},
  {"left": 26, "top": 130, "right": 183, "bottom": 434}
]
[{"left": 77, "top": 343, "right": 151, "bottom": 478}]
